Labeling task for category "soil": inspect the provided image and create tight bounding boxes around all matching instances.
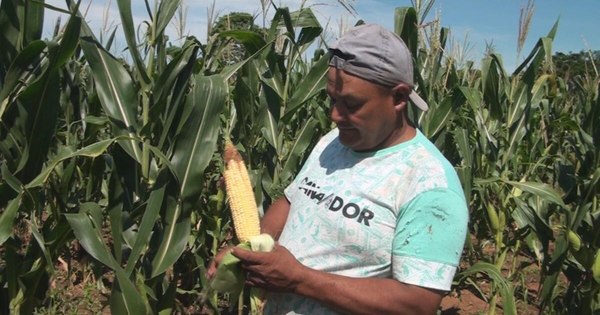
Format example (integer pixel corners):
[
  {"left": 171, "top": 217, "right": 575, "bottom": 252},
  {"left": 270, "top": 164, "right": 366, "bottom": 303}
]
[
  {"left": 439, "top": 238, "right": 547, "bottom": 315},
  {"left": 42, "top": 238, "right": 554, "bottom": 314},
  {"left": 47, "top": 255, "right": 542, "bottom": 315}
]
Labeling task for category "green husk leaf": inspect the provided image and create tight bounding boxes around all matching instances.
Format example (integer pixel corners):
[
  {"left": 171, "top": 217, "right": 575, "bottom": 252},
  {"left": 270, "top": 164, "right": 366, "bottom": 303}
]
[
  {"left": 210, "top": 242, "right": 250, "bottom": 295},
  {"left": 210, "top": 234, "right": 275, "bottom": 294}
]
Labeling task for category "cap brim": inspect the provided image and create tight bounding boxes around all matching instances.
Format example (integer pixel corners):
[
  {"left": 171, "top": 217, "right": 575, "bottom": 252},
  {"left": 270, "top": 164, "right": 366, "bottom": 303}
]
[{"left": 409, "top": 91, "right": 428, "bottom": 111}]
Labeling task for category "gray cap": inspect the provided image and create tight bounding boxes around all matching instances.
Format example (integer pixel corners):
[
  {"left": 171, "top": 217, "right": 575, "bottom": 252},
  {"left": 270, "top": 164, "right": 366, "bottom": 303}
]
[{"left": 328, "top": 24, "right": 428, "bottom": 111}]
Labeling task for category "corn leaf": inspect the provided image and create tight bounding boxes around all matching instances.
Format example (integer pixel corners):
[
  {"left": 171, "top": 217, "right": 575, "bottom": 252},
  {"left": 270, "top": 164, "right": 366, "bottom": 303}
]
[
  {"left": 459, "top": 262, "right": 517, "bottom": 315},
  {"left": 7, "top": 14, "right": 82, "bottom": 182},
  {"left": 65, "top": 209, "right": 118, "bottom": 269},
  {"left": 26, "top": 138, "right": 117, "bottom": 188},
  {"left": 115, "top": 0, "right": 150, "bottom": 85},
  {"left": 421, "top": 93, "right": 454, "bottom": 139},
  {"left": 52, "top": 15, "right": 81, "bottom": 69},
  {"left": 1, "top": 163, "right": 22, "bottom": 193},
  {"left": 110, "top": 268, "right": 151, "bottom": 315},
  {"left": 0, "top": 40, "right": 46, "bottom": 117},
  {"left": 107, "top": 165, "right": 125, "bottom": 265},
  {"left": 280, "top": 118, "right": 318, "bottom": 184},
  {"left": 80, "top": 38, "right": 143, "bottom": 163},
  {"left": 260, "top": 101, "right": 279, "bottom": 151},
  {"left": 0, "top": 0, "right": 20, "bottom": 66},
  {"left": 155, "top": 0, "right": 182, "bottom": 39},
  {"left": 504, "top": 109, "right": 529, "bottom": 166},
  {"left": 69, "top": 201, "right": 152, "bottom": 315},
  {"left": 16, "top": 67, "right": 60, "bottom": 182},
  {"left": 125, "top": 184, "right": 166, "bottom": 274},
  {"left": 210, "top": 242, "right": 251, "bottom": 296},
  {"left": 453, "top": 128, "right": 472, "bottom": 203},
  {"left": 171, "top": 75, "right": 226, "bottom": 203},
  {"left": 0, "top": 194, "right": 23, "bottom": 245},
  {"left": 284, "top": 54, "right": 329, "bottom": 120},
  {"left": 154, "top": 39, "right": 199, "bottom": 149},
  {"left": 512, "top": 198, "right": 554, "bottom": 243},
  {"left": 150, "top": 201, "right": 190, "bottom": 278},
  {"left": 29, "top": 220, "right": 53, "bottom": 273},
  {"left": 394, "top": 7, "right": 418, "bottom": 57},
  {"left": 503, "top": 180, "right": 566, "bottom": 207},
  {"left": 290, "top": 8, "right": 322, "bottom": 47}
]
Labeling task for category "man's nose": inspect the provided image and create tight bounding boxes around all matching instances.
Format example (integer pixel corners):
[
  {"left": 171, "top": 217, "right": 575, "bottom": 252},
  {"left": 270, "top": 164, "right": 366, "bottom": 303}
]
[{"left": 330, "top": 103, "right": 345, "bottom": 124}]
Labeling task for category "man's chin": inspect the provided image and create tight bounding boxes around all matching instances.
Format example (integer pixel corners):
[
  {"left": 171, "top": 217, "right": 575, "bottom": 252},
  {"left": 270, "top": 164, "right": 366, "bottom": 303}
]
[
  {"left": 337, "top": 129, "right": 359, "bottom": 147},
  {"left": 338, "top": 135, "right": 365, "bottom": 151}
]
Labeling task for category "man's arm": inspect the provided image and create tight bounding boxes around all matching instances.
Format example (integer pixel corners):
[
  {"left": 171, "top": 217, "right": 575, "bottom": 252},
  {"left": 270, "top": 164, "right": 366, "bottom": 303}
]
[
  {"left": 297, "top": 266, "right": 443, "bottom": 315},
  {"left": 232, "top": 244, "right": 444, "bottom": 315},
  {"left": 260, "top": 196, "right": 290, "bottom": 240}
]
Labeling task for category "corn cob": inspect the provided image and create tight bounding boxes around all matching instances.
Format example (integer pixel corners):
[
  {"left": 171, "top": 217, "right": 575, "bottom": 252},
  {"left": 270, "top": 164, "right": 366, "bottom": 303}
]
[
  {"left": 223, "top": 139, "right": 261, "bottom": 243},
  {"left": 567, "top": 230, "right": 582, "bottom": 252},
  {"left": 486, "top": 203, "right": 500, "bottom": 234},
  {"left": 592, "top": 249, "right": 600, "bottom": 284}
]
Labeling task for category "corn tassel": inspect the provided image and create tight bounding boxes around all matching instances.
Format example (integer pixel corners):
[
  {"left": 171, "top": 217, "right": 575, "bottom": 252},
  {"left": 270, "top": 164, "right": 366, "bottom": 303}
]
[{"left": 223, "top": 139, "right": 261, "bottom": 243}]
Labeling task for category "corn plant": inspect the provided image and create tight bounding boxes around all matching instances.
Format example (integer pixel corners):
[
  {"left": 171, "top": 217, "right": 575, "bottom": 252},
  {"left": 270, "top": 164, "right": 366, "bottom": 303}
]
[
  {"left": 0, "top": 0, "right": 229, "bottom": 312},
  {"left": 0, "top": 0, "right": 332, "bottom": 313},
  {"left": 395, "top": 4, "right": 599, "bottom": 314},
  {"left": 224, "top": 5, "right": 331, "bottom": 209},
  {"left": 1, "top": 1, "right": 598, "bottom": 314}
]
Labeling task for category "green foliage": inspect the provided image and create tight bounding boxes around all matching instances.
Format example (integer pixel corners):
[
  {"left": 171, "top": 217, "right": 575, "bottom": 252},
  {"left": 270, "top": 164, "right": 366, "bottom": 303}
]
[
  {"left": 553, "top": 50, "right": 600, "bottom": 83},
  {"left": 0, "top": 0, "right": 330, "bottom": 313},
  {"left": 405, "top": 9, "right": 600, "bottom": 314}
]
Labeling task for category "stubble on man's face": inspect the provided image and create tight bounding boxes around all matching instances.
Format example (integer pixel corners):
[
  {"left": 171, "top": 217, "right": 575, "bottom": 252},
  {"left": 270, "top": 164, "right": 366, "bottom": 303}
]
[{"left": 326, "top": 68, "right": 400, "bottom": 152}]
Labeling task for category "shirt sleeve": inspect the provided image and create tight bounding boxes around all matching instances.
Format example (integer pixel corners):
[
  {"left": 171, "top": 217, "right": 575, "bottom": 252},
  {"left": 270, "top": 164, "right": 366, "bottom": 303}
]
[{"left": 391, "top": 188, "right": 469, "bottom": 291}]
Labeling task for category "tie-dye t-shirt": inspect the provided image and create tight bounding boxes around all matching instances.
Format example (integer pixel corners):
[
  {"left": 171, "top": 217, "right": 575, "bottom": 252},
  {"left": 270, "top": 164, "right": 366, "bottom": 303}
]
[{"left": 263, "top": 128, "right": 469, "bottom": 315}]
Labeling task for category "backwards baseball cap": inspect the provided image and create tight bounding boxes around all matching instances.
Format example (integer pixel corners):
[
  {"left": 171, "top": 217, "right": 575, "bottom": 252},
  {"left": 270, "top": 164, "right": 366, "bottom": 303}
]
[{"left": 328, "top": 24, "right": 428, "bottom": 111}]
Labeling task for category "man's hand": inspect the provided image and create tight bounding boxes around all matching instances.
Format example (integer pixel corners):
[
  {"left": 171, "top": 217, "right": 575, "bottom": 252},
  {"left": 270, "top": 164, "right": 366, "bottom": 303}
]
[
  {"left": 232, "top": 243, "right": 305, "bottom": 292},
  {"left": 206, "top": 245, "right": 234, "bottom": 280}
]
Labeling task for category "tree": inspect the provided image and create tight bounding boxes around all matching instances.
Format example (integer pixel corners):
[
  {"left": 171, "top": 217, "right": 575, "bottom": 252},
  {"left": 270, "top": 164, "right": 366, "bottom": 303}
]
[
  {"left": 553, "top": 50, "right": 600, "bottom": 83},
  {"left": 209, "top": 12, "right": 264, "bottom": 67}
]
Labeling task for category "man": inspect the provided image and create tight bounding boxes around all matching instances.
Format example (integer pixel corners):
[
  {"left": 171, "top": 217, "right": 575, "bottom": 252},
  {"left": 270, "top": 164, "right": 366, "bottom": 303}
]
[{"left": 210, "top": 23, "right": 468, "bottom": 315}]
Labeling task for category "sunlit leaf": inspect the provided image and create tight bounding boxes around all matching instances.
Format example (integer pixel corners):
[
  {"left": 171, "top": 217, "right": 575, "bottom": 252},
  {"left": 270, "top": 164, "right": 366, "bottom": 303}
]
[
  {"left": 284, "top": 54, "right": 328, "bottom": 120},
  {"left": 80, "top": 37, "right": 143, "bottom": 163},
  {"left": 459, "top": 262, "right": 517, "bottom": 315},
  {"left": 171, "top": 75, "right": 226, "bottom": 202},
  {"left": 115, "top": 0, "right": 150, "bottom": 85},
  {"left": 503, "top": 180, "right": 566, "bottom": 207},
  {"left": 151, "top": 201, "right": 190, "bottom": 278}
]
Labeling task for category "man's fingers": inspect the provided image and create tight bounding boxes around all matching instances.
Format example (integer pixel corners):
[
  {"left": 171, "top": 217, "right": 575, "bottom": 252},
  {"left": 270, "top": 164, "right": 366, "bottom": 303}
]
[
  {"left": 206, "top": 245, "right": 234, "bottom": 279},
  {"left": 206, "top": 260, "right": 217, "bottom": 279},
  {"left": 231, "top": 246, "right": 260, "bottom": 262}
]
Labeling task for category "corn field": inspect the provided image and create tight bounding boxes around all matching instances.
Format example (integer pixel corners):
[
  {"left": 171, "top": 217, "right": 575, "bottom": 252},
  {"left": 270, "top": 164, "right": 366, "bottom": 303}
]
[{"left": 0, "top": 0, "right": 598, "bottom": 314}]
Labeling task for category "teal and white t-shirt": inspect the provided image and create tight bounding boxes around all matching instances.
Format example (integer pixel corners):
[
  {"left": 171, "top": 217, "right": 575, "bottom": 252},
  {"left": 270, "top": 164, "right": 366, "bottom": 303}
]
[{"left": 264, "top": 128, "right": 469, "bottom": 315}]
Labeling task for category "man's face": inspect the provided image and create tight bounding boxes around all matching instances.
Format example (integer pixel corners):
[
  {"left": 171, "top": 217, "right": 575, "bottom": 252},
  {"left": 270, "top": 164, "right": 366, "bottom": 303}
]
[{"left": 326, "top": 67, "right": 401, "bottom": 152}]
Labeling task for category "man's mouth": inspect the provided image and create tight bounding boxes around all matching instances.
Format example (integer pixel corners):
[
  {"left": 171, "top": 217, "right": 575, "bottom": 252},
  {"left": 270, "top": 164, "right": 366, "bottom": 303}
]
[{"left": 337, "top": 124, "right": 354, "bottom": 130}]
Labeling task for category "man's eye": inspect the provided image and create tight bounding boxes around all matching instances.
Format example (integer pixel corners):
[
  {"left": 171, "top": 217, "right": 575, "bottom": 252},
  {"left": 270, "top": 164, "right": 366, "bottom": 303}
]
[
  {"left": 345, "top": 101, "right": 361, "bottom": 109},
  {"left": 329, "top": 98, "right": 336, "bottom": 106}
]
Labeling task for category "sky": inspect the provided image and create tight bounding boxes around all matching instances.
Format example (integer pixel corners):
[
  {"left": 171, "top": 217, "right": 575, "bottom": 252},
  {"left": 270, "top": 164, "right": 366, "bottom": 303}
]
[{"left": 43, "top": 0, "right": 600, "bottom": 71}]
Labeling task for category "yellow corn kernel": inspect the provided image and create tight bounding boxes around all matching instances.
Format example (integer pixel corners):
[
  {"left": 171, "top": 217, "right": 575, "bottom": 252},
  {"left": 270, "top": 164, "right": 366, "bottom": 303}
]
[{"left": 223, "top": 140, "right": 261, "bottom": 243}]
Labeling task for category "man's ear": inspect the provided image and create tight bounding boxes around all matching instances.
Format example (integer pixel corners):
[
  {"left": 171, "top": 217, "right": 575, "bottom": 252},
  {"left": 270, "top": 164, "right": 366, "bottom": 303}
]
[{"left": 391, "top": 83, "right": 411, "bottom": 110}]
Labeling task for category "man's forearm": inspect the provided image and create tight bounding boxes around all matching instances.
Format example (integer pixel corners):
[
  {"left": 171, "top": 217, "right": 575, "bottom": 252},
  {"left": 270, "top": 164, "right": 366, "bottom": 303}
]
[
  {"left": 254, "top": 197, "right": 443, "bottom": 314},
  {"left": 260, "top": 197, "right": 290, "bottom": 240},
  {"left": 294, "top": 266, "right": 443, "bottom": 315}
]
